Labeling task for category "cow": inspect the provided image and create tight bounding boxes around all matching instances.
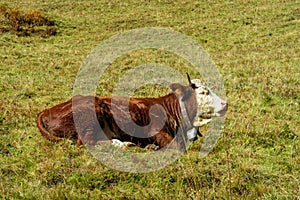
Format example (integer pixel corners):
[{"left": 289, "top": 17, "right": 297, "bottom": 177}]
[{"left": 36, "top": 74, "right": 228, "bottom": 151}]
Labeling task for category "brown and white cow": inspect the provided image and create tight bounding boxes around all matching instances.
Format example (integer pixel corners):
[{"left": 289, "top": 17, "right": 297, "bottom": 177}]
[{"left": 37, "top": 74, "right": 227, "bottom": 150}]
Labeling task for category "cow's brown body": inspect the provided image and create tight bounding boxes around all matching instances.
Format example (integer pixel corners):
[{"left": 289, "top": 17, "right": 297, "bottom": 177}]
[{"left": 37, "top": 84, "right": 197, "bottom": 149}]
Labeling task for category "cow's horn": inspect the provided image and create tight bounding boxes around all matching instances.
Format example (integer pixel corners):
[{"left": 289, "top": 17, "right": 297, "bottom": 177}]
[
  {"left": 186, "top": 73, "right": 197, "bottom": 89},
  {"left": 186, "top": 73, "right": 192, "bottom": 85}
]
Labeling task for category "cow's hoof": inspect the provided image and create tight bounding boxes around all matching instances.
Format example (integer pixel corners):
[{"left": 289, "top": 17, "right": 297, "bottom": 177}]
[
  {"left": 111, "top": 139, "right": 125, "bottom": 147},
  {"left": 111, "top": 139, "right": 136, "bottom": 150},
  {"left": 145, "top": 144, "right": 159, "bottom": 151},
  {"left": 123, "top": 141, "right": 136, "bottom": 147}
]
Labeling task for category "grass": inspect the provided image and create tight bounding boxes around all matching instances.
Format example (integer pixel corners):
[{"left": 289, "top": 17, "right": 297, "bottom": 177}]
[{"left": 0, "top": 0, "right": 299, "bottom": 199}]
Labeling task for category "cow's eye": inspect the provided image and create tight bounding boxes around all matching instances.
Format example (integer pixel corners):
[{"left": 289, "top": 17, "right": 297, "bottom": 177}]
[{"left": 200, "top": 90, "right": 209, "bottom": 95}]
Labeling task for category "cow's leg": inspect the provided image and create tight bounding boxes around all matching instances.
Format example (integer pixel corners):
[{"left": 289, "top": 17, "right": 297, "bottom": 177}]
[
  {"left": 94, "top": 139, "right": 136, "bottom": 149},
  {"left": 76, "top": 137, "right": 83, "bottom": 146},
  {"left": 111, "top": 139, "right": 136, "bottom": 149},
  {"left": 122, "top": 141, "right": 136, "bottom": 147},
  {"left": 152, "top": 130, "right": 181, "bottom": 150},
  {"left": 145, "top": 144, "right": 159, "bottom": 150}
]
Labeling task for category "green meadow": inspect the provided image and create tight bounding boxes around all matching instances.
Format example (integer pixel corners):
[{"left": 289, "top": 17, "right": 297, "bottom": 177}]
[{"left": 0, "top": 0, "right": 299, "bottom": 199}]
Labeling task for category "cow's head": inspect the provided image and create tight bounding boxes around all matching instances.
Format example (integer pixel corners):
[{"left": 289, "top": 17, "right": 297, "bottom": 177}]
[{"left": 187, "top": 74, "right": 228, "bottom": 127}]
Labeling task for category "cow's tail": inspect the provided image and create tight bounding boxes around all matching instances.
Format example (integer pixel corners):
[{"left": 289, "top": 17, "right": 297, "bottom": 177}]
[{"left": 37, "top": 111, "right": 62, "bottom": 141}]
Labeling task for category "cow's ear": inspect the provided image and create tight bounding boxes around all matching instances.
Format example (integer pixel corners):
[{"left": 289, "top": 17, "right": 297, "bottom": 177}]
[
  {"left": 170, "top": 83, "right": 183, "bottom": 93},
  {"left": 170, "top": 83, "right": 192, "bottom": 101}
]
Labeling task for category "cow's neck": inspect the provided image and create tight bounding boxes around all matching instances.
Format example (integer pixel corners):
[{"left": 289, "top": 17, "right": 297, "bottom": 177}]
[
  {"left": 178, "top": 95, "right": 199, "bottom": 142},
  {"left": 160, "top": 93, "right": 197, "bottom": 128}
]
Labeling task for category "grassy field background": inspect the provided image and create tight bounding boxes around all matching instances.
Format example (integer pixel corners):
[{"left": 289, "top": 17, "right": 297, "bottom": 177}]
[{"left": 0, "top": 0, "right": 299, "bottom": 199}]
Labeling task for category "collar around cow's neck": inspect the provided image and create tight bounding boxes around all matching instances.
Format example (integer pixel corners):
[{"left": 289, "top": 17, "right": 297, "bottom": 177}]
[
  {"left": 179, "top": 97, "right": 192, "bottom": 127},
  {"left": 178, "top": 97, "right": 199, "bottom": 142}
]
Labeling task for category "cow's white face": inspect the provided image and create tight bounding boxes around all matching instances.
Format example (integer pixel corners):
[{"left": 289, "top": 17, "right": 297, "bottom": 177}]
[{"left": 191, "top": 79, "right": 228, "bottom": 127}]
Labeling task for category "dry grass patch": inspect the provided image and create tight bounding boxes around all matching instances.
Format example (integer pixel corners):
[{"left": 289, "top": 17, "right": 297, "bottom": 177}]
[{"left": 0, "top": 4, "right": 57, "bottom": 37}]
